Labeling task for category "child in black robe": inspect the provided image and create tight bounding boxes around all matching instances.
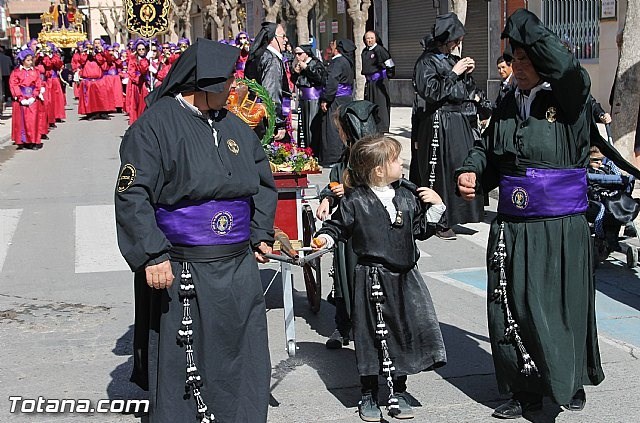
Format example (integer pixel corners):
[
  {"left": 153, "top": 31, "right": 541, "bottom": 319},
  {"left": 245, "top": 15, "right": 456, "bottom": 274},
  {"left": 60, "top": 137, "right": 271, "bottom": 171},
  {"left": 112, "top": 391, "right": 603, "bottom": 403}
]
[{"left": 314, "top": 135, "right": 447, "bottom": 422}]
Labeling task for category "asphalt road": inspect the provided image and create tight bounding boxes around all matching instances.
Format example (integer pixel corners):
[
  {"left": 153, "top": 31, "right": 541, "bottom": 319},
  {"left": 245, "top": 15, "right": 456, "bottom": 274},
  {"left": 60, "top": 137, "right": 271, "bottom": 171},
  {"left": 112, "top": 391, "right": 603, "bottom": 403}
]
[{"left": 0, "top": 98, "right": 639, "bottom": 422}]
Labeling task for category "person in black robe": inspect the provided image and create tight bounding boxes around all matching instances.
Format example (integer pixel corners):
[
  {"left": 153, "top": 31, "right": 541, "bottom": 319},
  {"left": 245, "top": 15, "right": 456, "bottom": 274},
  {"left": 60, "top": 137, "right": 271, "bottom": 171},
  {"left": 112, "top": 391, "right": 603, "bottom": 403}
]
[
  {"left": 456, "top": 9, "right": 605, "bottom": 419},
  {"left": 320, "top": 39, "right": 356, "bottom": 167},
  {"left": 245, "top": 22, "right": 291, "bottom": 141},
  {"left": 361, "top": 31, "right": 395, "bottom": 133},
  {"left": 291, "top": 44, "right": 326, "bottom": 151},
  {"left": 115, "top": 38, "right": 277, "bottom": 423},
  {"left": 410, "top": 12, "right": 484, "bottom": 240},
  {"left": 314, "top": 136, "right": 446, "bottom": 421}
]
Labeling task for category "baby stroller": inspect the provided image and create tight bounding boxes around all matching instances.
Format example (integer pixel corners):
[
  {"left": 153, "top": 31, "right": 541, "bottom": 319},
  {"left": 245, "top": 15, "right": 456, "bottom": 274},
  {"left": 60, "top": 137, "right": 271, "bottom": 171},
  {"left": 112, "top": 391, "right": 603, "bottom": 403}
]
[{"left": 586, "top": 158, "right": 640, "bottom": 263}]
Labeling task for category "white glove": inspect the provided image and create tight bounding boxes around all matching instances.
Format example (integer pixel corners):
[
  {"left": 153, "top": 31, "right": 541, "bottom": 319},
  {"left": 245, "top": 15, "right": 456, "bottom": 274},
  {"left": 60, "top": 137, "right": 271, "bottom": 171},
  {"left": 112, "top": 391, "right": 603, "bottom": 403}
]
[
  {"left": 149, "top": 63, "right": 158, "bottom": 74},
  {"left": 28, "top": 97, "right": 36, "bottom": 106},
  {"left": 38, "top": 94, "right": 44, "bottom": 101},
  {"left": 40, "top": 87, "right": 46, "bottom": 94},
  {"left": 146, "top": 51, "right": 154, "bottom": 60},
  {"left": 20, "top": 98, "right": 30, "bottom": 106}
]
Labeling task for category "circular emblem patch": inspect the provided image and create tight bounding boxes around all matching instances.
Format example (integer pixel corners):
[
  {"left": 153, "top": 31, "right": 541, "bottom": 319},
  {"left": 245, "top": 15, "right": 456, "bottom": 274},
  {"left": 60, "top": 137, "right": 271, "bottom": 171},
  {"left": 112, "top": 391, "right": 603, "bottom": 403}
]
[
  {"left": 511, "top": 187, "right": 529, "bottom": 210},
  {"left": 370, "top": 53, "right": 375, "bottom": 59},
  {"left": 211, "top": 211, "right": 233, "bottom": 235},
  {"left": 546, "top": 106, "right": 557, "bottom": 123},
  {"left": 117, "top": 164, "right": 136, "bottom": 193},
  {"left": 227, "top": 139, "right": 240, "bottom": 155}
]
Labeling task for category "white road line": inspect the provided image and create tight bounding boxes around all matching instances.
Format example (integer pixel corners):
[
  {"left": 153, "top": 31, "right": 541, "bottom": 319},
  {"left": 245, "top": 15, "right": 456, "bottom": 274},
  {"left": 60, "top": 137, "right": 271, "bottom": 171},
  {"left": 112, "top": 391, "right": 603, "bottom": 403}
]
[
  {"left": 0, "top": 209, "right": 23, "bottom": 272},
  {"left": 75, "top": 205, "right": 130, "bottom": 273}
]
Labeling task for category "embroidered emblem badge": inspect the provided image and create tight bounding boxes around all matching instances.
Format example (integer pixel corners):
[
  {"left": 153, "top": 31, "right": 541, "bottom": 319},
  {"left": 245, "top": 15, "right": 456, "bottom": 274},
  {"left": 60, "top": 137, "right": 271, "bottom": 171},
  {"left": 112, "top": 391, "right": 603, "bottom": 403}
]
[
  {"left": 512, "top": 187, "right": 529, "bottom": 210},
  {"left": 116, "top": 164, "right": 136, "bottom": 193},
  {"left": 227, "top": 139, "right": 240, "bottom": 155},
  {"left": 370, "top": 53, "right": 375, "bottom": 59},
  {"left": 211, "top": 211, "right": 233, "bottom": 235},
  {"left": 546, "top": 106, "right": 557, "bottom": 123}
]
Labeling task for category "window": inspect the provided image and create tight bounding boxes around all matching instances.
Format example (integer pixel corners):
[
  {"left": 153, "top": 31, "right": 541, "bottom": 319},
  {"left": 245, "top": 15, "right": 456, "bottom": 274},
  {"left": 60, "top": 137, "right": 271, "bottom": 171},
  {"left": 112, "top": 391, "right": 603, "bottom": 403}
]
[{"left": 542, "top": 0, "right": 600, "bottom": 60}]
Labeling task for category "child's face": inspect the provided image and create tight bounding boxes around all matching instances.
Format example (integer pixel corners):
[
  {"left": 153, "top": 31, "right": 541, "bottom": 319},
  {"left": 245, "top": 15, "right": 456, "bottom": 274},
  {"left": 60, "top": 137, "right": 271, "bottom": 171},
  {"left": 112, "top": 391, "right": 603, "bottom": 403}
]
[
  {"left": 384, "top": 154, "right": 403, "bottom": 184},
  {"left": 590, "top": 153, "right": 604, "bottom": 170}
]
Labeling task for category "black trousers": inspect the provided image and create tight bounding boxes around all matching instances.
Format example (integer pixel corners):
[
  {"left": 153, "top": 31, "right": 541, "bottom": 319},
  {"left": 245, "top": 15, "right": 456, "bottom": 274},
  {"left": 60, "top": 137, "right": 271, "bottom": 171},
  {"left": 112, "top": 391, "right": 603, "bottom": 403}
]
[{"left": 361, "top": 375, "right": 407, "bottom": 395}]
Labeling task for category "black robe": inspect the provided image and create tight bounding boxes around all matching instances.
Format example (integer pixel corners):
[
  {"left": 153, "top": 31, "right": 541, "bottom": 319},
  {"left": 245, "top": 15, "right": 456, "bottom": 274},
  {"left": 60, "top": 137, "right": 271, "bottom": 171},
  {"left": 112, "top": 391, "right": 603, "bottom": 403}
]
[
  {"left": 316, "top": 182, "right": 447, "bottom": 376},
  {"left": 361, "top": 44, "right": 392, "bottom": 133},
  {"left": 255, "top": 49, "right": 291, "bottom": 131},
  {"left": 411, "top": 50, "right": 484, "bottom": 228},
  {"left": 320, "top": 55, "right": 354, "bottom": 166},
  {"left": 455, "top": 12, "right": 605, "bottom": 404},
  {"left": 115, "top": 97, "right": 277, "bottom": 423},
  {"left": 292, "top": 57, "right": 325, "bottom": 151}
]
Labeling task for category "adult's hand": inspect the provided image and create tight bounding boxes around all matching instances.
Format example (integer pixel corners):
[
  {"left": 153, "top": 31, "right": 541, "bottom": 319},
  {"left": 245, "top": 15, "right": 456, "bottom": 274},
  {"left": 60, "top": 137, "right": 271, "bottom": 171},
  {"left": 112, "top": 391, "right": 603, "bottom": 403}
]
[
  {"left": 316, "top": 198, "right": 331, "bottom": 221},
  {"left": 320, "top": 102, "right": 328, "bottom": 113},
  {"left": 254, "top": 242, "right": 272, "bottom": 263},
  {"left": 145, "top": 260, "right": 175, "bottom": 290},
  {"left": 274, "top": 129, "right": 286, "bottom": 140},
  {"left": 600, "top": 113, "right": 612, "bottom": 124},
  {"left": 457, "top": 172, "right": 477, "bottom": 201}
]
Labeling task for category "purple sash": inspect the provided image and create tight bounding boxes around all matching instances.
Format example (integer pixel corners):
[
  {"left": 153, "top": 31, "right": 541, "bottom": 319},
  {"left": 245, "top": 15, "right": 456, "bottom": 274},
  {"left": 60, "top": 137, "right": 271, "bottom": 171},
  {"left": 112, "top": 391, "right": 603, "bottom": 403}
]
[
  {"left": 155, "top": 198, "right": 251, "bottom": 246},
  {"left": 336, "top": 84, "right": 353, "bottom": 97},
  {"left": 282, "top": 97, "right": 292, "bottom": 116},
  {"left": 236, "top": 61, "right": 246, "bottom": 71},
  {"left": 366, "top": 69, "right": 387, "bottom": 81},
  {"left": 51, "top": 70, "right": 59, "bottom": 78},
  {"left": 299, "top": 86, "right": 322, "bottom": 101},
  {"left": 498, "top": 168, "right": 587, "bottom": 218},
  {"left": 104, "top": 69, "right": 118, "bottom": 76},
  {"left": 20, "top": 87, "right": 34, "bottom": 96}
]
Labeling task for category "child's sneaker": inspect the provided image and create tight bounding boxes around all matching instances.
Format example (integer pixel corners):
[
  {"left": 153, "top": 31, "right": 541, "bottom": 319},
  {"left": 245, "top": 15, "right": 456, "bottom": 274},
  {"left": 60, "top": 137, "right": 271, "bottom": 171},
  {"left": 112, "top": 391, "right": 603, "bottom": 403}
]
[
  {"left": 388, "top": 392, "right": 414, "bottom": 419},
  {"left": 358, "top": 393, "right": 382, "bottom": 422},
  {"left": 325, "top": 329, "right": 350, "bottom": 349}
]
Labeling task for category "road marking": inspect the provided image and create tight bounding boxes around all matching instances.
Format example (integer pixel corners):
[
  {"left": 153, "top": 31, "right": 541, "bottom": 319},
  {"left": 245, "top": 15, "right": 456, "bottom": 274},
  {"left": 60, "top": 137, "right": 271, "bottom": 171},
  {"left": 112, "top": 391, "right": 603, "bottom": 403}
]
[
  {"left": 75, "top": 205, "right": 130, "bottom": 273},
  {"left": 426, "top": 267, "right": 640, "bottom": 349},
  {"left": 0, "top": 209, "right": 23, "bottom": 272}
]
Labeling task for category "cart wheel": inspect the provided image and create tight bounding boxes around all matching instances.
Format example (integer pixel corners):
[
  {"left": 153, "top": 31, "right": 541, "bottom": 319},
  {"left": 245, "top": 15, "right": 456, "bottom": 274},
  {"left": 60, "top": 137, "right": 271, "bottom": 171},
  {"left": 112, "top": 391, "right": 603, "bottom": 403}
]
[
  {"left": 303, "top": 262, "right": 321, "bottom": 313},
  {"left": 301, "top": 204, "right": 315, "bottom": 247},
  {"left": 287, "top": 340, "right": 296, "bottom": 357},
  {"left": 626, "top": 246, "right": 638, "bottom": 268}
]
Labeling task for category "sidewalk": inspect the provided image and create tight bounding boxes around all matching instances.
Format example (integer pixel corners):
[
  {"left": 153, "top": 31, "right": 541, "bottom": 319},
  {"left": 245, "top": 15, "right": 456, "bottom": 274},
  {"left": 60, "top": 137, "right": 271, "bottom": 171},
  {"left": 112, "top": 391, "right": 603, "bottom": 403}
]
[{"left": 0, "top": 103, "right": 11, "bottom": 148}]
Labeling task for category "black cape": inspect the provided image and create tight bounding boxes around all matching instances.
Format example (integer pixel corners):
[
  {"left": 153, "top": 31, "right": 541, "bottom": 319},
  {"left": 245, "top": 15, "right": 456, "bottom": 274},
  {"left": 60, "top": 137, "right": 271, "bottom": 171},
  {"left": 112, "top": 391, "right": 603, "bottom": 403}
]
[
  {"left": 320, "top": 55, "right": 354, "bottom": 166},
  {"left": 362, "top": 44, "right": 392, "bottom": 133}
]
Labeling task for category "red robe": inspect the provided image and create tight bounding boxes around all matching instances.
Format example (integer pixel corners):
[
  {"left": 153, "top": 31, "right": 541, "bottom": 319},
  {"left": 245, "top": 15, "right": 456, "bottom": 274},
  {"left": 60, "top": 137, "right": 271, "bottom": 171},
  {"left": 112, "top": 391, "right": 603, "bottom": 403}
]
[
  {"left": 127, "top": 55, "right": 150, "bottom": 124},
  {"left": 43, "top": 54, "right": 67, "bottom": 120},
  {"left": 10, "top": 66, "right": 43, "bottom": 145},
  {"left": 34, "top": 61, "right": 51, "bottom": 134},
  {"left": 103, "top": 51, "right": 124, "bottom": 109},
  {"left": 78, "top": 52, "right": 116, "bottom": 115},
  {"left": 71, "top": 51, "right": 82, "bottom": 99}
]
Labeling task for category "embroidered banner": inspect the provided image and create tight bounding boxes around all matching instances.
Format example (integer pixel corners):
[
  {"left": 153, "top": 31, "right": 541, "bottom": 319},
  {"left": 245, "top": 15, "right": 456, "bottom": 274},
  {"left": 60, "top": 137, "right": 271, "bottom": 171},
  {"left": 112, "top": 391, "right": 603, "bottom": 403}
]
[{"left": 125, "top": 0, "right": 170, "bottom": 38}]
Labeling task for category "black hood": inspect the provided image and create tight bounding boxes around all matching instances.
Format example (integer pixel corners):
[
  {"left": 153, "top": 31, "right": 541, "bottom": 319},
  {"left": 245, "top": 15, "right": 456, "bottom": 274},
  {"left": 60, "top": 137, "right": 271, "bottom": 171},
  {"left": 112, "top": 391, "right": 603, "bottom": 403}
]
[{"left": 339, "top": 100, "right": 380, "bottom": 144}]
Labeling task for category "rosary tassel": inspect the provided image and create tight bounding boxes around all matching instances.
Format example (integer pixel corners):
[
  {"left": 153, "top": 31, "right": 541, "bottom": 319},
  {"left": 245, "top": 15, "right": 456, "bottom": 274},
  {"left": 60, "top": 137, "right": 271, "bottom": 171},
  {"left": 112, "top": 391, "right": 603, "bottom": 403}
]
[{"left": 490, "top": 223, "right": 538, "bottom": 376}]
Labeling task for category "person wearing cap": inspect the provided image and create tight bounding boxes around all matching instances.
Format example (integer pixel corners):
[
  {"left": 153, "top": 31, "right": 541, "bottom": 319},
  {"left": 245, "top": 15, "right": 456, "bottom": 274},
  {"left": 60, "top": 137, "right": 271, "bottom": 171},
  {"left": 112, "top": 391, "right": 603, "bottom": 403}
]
[
  {"left": 291, "top": 44, "right": 326, "bottom": 150},
  {"left": 115, "top": 38, "right": 277, "bottom": 423},
  {"left": 234, "top": 31, "right": 250, "bottom": 79},
  {"left": 127, "top": 39, "right": 151, "bottom": 124},
  {"left": 411, "top": 12, "right": 484, "bottom": 241},
  {"left": 361, "top": 31, "right": 394, "bottom": 133},
  {"left": 320, "top": 39, "right": 356, "bottom": 167},
  {"left": 10, "top": 49, "right": 43, "bottom": 149},
  {"left": 245, "top": 22, "right": 291, "bottom": 141},
  {"left": 456, "top": 9, "right": 605, "bottom": 419}
]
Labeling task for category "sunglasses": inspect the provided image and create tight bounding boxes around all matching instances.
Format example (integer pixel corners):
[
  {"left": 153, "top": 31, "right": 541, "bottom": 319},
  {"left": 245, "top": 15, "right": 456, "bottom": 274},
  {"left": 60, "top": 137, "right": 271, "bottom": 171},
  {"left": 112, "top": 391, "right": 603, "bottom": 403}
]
[
  {"left": 239, "top": 36, "right": 247, "bottom": 40},
  {"left": 275, "top": 34, "right": 287, "bottom": 38},
  {"left": 295, "top": 52, "right": 304, "bottom": 55}
]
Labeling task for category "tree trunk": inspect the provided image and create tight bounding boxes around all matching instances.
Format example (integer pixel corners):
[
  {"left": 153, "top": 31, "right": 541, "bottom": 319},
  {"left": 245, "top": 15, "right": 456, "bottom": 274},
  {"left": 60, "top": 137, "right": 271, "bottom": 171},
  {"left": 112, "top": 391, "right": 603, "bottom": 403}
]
[
  {"left": 346, "top": 0, "right": 371, "bottom": 100},
  {"left": 98, "top": 9, "right": 117, "bottom": 43},
  {"left": 450, "top": 0, "right": 467, "bottom": 25},
  {"left": 262, "top": 0, "right": 282, "bottom": 22},
  {"left": 611, "top": 0, "right": 640, "bottom": 164},
  {"left": 227, "top": 0, "right": 240, "bottom": 36}
]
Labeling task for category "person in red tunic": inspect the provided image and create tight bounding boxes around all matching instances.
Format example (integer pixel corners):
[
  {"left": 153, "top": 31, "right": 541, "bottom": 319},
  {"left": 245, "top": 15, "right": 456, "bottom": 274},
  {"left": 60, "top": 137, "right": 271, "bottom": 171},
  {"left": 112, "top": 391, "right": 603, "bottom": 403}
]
[
  {"left": 127, "top": 39, "right": 150, "bottom": 124},
  {"left": 33, "top": 47, "right": 51, "bottom": 139},
  {"left": 234, "top": 31, "right": 250, "bottom": 79},
  {"left": 78, "top": 39, "right": 116, "bottom": 120},
  {"left": 104, "top": 44, "right": 124, "bottom": 112},
  {"left": 71, "top": 41, "right": 83, "bottom": 99},
  {"left": 10, "top": 49, "right": 44, "bottom": 150},
  {"left": 44, "top": 42, "right": 67, "bottom": 122}
]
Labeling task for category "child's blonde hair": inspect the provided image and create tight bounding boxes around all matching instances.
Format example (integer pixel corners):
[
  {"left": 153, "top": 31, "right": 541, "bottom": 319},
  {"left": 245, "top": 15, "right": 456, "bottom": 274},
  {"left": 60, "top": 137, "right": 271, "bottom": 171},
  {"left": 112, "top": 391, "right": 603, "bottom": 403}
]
[{"left": 344, "top": 135, "right": 402, "bottom": 188}]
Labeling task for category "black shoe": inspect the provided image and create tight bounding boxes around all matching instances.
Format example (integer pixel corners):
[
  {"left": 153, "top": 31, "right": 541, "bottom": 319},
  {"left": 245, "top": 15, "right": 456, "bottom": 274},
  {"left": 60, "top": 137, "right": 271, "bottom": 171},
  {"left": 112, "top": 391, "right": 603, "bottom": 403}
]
[
  {"left": 325, "top": 329, "right": 349, "bottom": 349},
  {"left": 492, "top": 397, "right": 542, "bottom": 419},
  {"left": 436, "top": 228, "right": 457, "bottom": 240},
  {"left": 86, "top": 114, "right": 96, "bottom": 121},
  {"left": 49, "top": 123, "right": 57, "bottom": 128},
  {"left": 100, "top": 113, "right": 111, "bottom": 120},
  {"left": 41, "top": 134, "right": 49, "bottom": 140},
  {"left": 624, "top": 224, "right": 637, "bottom": 238},
  {"left": 388, "top": 392, "right": 414, "bottom": 419},
  {"left": 33, "top": 144, "right": 43, "bottom": 150},
  {"left": 358, "top": 393, "right": 382, "bottom": 422},
  {"left": 562, "top": 389, "right": 586, "bottom": 411},
  {"left": 16, "top": 144, "right": 26, "bottom": 150}
]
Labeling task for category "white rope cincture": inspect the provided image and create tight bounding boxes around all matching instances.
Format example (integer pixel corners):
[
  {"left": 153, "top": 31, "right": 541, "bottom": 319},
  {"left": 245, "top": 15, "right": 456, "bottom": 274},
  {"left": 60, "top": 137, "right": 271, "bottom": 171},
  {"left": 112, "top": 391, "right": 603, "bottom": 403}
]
[
  {"left": 491, "top": 223, "right": 538, "bottom": 376},
  {"left": 177, "top": 262, "right": 217, "bottom": 423},
  {"left": 427, "top": 111, "right": 440, "bottom": 190},
  {"left": 369, "top": 267, "right": 400, "bottom": 415}
]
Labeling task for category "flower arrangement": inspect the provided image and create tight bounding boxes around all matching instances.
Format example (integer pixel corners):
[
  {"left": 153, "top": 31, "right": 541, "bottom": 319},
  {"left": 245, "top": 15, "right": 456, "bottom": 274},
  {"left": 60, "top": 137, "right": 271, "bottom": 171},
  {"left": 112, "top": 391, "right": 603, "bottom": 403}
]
[{"left": 266, "top": 142, "right": 321, "bottom": 173}]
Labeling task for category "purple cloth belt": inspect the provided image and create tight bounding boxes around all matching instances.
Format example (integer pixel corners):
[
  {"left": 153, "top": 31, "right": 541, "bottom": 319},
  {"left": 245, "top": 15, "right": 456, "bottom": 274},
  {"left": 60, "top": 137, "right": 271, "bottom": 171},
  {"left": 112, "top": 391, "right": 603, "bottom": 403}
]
[
  {"left": 282, "top": 97, "right": 292, "bottom": 116},
  {"left": 336, "top": 84, "right": 353, "bottom": 97},
  {"left": 20, "top": 87, "right": 34, "bottom": 96},
  {"left": 51, "top": 70, "right": 59, "bottom": 78},
  {"left": 236, "top": 61, "right": 246, "bottom": 71},
  {"left": 155, "top": 198, "right": 251, "bottom": 246},
  {"left": 366, "top": 69, "right": 387, "bottom": 81},
  {"left": 299, "top": 86, "right": 323, "bottom": 101},
  {"left": 498, "top": 168, "right": 588, "bottom": 218},
  {"left": 104, "top": 69, "right": 118, "bottom": 76}
]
